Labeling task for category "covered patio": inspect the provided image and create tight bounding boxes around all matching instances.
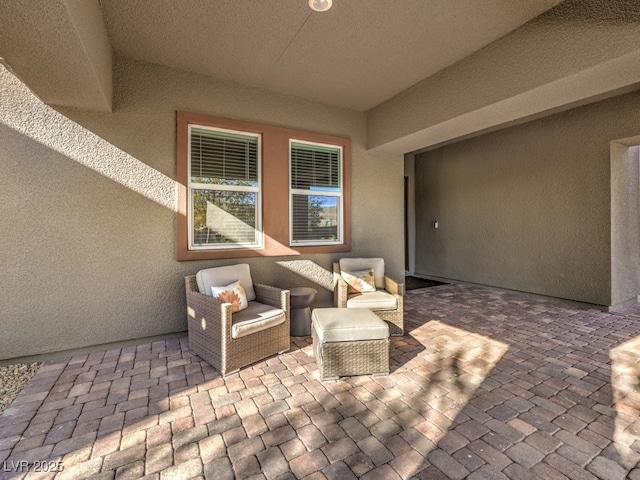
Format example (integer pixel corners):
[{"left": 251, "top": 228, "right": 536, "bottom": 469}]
[
  {"left": 2, "top": 284, "right": 639, "bottom": 479},
  {"left": 2, "top": 2, "right": 640, "bottom": 478}
]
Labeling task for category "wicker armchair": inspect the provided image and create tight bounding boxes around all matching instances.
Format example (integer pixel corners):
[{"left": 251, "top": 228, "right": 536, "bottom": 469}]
[
  {"left": 333, "top": 258, "right": 404, "bottom": 336},
  {"left": 185, "top": 264, "right": 290, "bottom": 375}
]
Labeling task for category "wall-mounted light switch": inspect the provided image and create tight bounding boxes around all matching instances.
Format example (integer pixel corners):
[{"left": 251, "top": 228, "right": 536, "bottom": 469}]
[{"left": 434, "top": 221, "right": 439, "bottom": 229}]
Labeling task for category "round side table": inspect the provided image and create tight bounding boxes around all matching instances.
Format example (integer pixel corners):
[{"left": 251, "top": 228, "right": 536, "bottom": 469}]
[{"left": 289, "top": 287, "right": 317, "bottom": 337}]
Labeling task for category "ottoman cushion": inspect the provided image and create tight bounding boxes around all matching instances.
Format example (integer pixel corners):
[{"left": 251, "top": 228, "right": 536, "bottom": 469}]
[{"left": 312, "top": 308, "right": 389, "bottom": 343}]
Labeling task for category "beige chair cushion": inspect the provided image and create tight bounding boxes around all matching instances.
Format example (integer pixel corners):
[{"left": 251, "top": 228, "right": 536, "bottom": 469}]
[
  {"left": 346, "top": 290, "right": 397, "bottom": 311},
  {"left": 312, "top": 308, "right": 388, "bottom": 342},
  {"left": 196, "top": 264, "right": 256, "bottom": 301},
  {"left": 231, "top": 302, "right": 284, "bottom": 339},
  {"left": 339, "top": 258, "right": 385, "bottom": 289}
]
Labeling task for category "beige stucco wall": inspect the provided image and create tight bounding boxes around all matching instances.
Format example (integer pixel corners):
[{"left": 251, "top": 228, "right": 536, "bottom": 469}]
[
  {"left": 0, "top": 57, "right": 404, "bottom": 362},
  {"left": 414, "top": 90, "right": 640, "bottom": 307}
]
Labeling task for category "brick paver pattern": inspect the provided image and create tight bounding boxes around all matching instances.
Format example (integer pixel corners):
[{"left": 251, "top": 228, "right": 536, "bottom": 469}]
[{"left": 1, "top": 283, "right": 640, "bottom": 479}]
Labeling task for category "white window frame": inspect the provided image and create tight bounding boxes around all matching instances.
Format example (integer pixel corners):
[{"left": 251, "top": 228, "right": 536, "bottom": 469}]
[
  {"left": 289, "top": 139, "right": 343, "bottom": 246},
  {"left": 188, "top": 125, "right": 263, "bottom": 250}
]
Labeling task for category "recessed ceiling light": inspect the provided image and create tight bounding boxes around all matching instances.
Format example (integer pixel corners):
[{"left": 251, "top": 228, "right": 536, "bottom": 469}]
[{"left": 308, "top": 0, "right": 332, "bottom": 12}]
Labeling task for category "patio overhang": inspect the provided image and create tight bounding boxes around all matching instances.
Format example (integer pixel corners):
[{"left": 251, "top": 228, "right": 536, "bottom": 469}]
[
  {"left": 0, "top": 0, "right": 112, "bottom": 112},
  {"left": 367, "top": 2, "right": 640, "bottom": 155}
]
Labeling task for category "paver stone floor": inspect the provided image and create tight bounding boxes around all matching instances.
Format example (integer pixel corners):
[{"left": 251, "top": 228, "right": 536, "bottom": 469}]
[{"left": 1, "top": 283, "right": 640, "bottom": 479}]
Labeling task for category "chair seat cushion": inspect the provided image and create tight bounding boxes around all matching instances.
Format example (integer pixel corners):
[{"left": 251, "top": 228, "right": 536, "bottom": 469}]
[
  {"left": 231, "top": 301, "right": 285, "bottom": 339},
  {"left": 312, "top": 308, "right": 388, "bottom": 342},
  {"left": 346, "top": 290, "right": 397, "bottom": 311}
]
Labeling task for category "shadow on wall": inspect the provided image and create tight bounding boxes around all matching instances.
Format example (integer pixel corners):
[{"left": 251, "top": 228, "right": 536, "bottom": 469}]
[
  {"left": 275, "top": 259, "right": 335, "bottom": 308},
  {"left": 276, "top": 260, "right": 334, "bottom": 292},
  {"left": 0, "top": 63, "right": 183, "bottom": 361},
  {"left": 0, "top": 64, "right": 178, "bottom": 212}
]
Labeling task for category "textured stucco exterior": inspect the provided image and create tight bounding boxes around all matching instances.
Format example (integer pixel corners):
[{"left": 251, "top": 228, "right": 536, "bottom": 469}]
[
  {"left": 0, "top": 58, "right": 404, "bottom": 362},
  {"left": 414, "top": 91, "right": 640, "bottom": 307}
]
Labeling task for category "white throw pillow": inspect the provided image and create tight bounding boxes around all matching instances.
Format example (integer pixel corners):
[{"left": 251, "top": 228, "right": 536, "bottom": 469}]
[
  {"left": 342, "top": 268, "right": 376, "bottom": 293},
  {"left": 211, "top": 281, "right": 249, "bottom": 313},
  {"left": 339, "top": 258, "right": 385, "bottom": 289}
]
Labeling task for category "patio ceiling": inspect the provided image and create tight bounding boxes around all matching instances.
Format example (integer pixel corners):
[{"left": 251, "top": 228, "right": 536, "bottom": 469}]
[
  {"left": 97, "top": 0, "right": 564, "bottom": 113},
  {"left": 0, "top": 0, "right": 559, "bottom": 113},
  {"left": 1, "top": 0, "right": 640, "bottom": 153}
]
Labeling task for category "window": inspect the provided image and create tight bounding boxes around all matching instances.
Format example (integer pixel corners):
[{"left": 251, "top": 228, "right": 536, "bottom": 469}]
[
  {"left": 177, "top": 112, "right": 351, "bottom": 260},
  {"left": 290, "top": 140, "right": 343, "bottom": 245},
  {"left": 188, "top": 126, "right": 262, "bottom": 249}
]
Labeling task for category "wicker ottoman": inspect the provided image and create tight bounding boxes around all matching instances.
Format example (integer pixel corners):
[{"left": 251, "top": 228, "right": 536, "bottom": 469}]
[{"left": 311, "top": 308, "right": 390, "bottom": 380}]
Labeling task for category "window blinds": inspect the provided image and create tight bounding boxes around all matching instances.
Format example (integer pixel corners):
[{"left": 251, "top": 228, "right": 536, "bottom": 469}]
[
  {"left": 190, "top": 127, "right": 258, "bottom": 184},
  {"left": 290, "top": 143, "right": 340, "bottom": 190},
  {"left": 290, "top": 141, "right": 341, "bottom": 244}
]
